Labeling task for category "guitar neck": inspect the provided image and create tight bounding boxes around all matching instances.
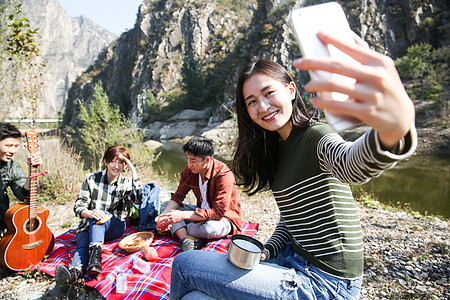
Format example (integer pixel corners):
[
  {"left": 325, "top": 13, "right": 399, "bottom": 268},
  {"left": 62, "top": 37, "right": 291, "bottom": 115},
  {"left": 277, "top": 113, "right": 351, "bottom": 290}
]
[
  {"left": 29, "top": 165, "right": 38, "bottom": 220},
  {"left": 25, "top": 129, "right": 40, "bottom": 222}
]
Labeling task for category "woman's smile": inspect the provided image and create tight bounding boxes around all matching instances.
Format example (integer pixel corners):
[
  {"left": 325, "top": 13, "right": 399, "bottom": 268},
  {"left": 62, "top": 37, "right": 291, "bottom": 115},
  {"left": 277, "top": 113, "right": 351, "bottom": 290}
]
[
  {"left": 262, "top": 110, "right": 279, "bottom": 121},
  {"left": 111, "top": 167, "right": 121, "bottom": 173}
]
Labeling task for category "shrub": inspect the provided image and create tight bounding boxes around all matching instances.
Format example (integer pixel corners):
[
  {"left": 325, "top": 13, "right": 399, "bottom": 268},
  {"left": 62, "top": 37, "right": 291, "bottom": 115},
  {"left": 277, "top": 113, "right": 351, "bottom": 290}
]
[
  {"left": 38, "top": 139, "right": 86, "bottom": 205},
  {"left": 126, "top": 143, "right": 158, "bottom": 183},
  {"left": 395, "top": 44, "right": 434, "bottom": 81},
  {"left": 395, "top": 44, "right": 447, "bottom": 105}
]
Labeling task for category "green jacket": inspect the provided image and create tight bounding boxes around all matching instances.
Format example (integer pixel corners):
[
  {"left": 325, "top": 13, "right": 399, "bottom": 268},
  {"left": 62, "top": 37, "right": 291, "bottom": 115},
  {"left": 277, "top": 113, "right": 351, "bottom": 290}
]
[{"left": 0, "top": 160, "right": 29, "bottom": 230}]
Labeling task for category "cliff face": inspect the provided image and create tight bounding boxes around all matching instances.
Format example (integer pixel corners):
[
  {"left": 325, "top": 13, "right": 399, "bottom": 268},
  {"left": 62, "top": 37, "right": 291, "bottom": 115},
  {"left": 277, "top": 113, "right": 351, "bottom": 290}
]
[
  {"left": 63, "top": 0, "right": 257, "bottom": 127},
  {"left": 62, "top": 0, "right": 449, "bottom": 140},
  {"left": 17, "top": 0, "right": 117, "bottom": 118}
]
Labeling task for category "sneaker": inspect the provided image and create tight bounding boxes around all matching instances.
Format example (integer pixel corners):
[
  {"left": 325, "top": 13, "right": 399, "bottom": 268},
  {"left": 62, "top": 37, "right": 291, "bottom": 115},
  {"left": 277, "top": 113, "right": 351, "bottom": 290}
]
[{"left": 181, "top": 235, "right": 205, "bottom": 252}]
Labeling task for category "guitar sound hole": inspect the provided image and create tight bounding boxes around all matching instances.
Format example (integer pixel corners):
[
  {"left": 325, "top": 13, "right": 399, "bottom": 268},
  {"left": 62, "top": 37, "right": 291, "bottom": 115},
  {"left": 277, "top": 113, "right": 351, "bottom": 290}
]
[{"left": 26, "top": 218, "right": 41, "bottom": 232}]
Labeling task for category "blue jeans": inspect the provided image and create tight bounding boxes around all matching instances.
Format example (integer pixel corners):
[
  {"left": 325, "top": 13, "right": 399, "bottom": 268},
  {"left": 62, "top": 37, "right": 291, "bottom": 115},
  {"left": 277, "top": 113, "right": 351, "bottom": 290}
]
[
  {"left": 170, "top": 243, "right": 362, "bottom": 300},
  {"left": 69, "top": 212, "right": 125, "bottom": 273}
]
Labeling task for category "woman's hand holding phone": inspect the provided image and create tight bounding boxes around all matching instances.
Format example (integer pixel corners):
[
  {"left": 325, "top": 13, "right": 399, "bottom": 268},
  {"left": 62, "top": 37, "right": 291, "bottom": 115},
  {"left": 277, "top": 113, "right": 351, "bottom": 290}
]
[{"left": 293, "top": 31, "right": 415, "bottom": 150}]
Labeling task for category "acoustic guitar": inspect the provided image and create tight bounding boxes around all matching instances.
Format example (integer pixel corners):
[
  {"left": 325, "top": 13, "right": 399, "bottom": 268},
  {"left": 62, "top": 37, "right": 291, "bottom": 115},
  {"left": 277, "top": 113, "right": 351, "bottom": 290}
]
[{"left": 0, "top": 129, "right": 54, "bottom": 271}]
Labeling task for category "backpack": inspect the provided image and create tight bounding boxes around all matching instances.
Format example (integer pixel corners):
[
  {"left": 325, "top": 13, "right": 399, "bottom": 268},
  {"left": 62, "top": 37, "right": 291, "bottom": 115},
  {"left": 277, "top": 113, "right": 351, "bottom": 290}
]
[{"left": 136, "top": 182, "right": 162, "bottom": 231}]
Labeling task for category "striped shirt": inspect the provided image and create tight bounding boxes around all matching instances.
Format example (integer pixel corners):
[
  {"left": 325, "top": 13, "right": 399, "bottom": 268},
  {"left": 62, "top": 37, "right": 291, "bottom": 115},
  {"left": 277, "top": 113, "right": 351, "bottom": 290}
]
[
  {"left": 74, "top": 170, "right": 142, "bottom": 232},
  {"left": 266, "top": 122, "right": 417, "bottom": 279}
]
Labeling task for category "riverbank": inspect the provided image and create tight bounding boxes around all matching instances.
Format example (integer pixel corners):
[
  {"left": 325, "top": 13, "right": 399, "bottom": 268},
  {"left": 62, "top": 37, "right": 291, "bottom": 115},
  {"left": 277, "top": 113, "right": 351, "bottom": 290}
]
[{"left": 0, "top": 191, "right": 448, "bottom": 299}]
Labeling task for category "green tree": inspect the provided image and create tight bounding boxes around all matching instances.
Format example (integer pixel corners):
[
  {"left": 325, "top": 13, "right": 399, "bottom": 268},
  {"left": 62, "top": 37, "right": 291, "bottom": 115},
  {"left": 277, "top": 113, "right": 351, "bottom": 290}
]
[
  {"left": 145, "top": 90, "right": 159, "bottom": 115},
  {"left": 76, "top": 81, "right": 141, "bottom": 169},
  {"left": 181, "top": 53, "right": 205, "bottom": 109},
  {"left": 0, "top": 0, "right": 45, "bottom": 125}
]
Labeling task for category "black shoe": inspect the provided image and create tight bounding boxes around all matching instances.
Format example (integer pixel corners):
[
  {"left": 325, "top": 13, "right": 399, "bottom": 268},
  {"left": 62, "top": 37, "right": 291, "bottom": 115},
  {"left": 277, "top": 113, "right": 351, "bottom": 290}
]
[
  {"left": 55, "top": 265, "right": 81, "bottom": 291},
  {"left": 87, "top": 245, "right": 102, "bottom": 276}
]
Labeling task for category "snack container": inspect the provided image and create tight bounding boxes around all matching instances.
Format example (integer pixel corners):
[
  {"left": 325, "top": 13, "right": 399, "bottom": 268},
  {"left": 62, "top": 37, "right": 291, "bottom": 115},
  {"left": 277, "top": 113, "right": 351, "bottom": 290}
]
[{"left": 227, "top": 234, "right": 263, "bottom": 270}]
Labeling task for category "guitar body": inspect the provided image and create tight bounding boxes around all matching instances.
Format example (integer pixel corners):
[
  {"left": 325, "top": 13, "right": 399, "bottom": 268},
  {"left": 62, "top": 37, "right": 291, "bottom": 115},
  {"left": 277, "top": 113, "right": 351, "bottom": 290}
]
[
  {"left": 0, "top": 130, "right": 55, "bottom": 271},
  {"left": 0, "top": 204, "right": 55, "bottom": 271}
]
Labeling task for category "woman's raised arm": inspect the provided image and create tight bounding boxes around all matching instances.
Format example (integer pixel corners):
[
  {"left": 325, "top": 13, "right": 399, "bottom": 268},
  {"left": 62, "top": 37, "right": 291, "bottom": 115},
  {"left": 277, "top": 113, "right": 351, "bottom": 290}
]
[{"left": 293, "top": 31, "right": 415, "bottom": 151}]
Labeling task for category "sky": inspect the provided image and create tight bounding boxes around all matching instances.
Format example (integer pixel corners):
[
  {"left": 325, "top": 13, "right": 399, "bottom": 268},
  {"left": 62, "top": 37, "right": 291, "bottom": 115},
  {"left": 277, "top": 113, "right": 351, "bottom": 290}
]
[{"left": 57, "top": 0, "right": 144, "bottom": 36}]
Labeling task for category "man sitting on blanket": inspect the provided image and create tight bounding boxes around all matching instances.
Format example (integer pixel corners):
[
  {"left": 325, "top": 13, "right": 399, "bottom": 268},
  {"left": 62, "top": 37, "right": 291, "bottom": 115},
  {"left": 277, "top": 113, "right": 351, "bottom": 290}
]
[{"left": 155, "top": 136, "right": 242, "bottom": 251}]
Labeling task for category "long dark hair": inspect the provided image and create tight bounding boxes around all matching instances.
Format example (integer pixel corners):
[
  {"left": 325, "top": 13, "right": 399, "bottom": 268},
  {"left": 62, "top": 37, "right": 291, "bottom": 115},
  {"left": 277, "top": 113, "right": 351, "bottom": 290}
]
[{"left": 232, "top": 60, "right": 311, "bottom": 195}]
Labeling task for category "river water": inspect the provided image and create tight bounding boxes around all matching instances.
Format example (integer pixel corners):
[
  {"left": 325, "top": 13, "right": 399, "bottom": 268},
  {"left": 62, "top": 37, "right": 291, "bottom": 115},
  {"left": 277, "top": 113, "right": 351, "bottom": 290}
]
[{"left": 153, "top": 143, "right": 450, "bottom": 219}]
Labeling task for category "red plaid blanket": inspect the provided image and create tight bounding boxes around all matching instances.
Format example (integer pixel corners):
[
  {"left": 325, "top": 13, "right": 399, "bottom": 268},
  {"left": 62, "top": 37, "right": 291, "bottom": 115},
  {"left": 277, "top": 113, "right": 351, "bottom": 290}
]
[{"left": 37, "top": 221, "right": 258, "bottom": 299}]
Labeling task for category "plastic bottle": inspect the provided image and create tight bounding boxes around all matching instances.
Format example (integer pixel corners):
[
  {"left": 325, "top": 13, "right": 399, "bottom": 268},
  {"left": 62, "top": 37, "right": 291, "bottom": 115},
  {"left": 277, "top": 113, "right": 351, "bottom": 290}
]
[
  {"left": 116, "top": 270, "right": 127, "bottom": 293},
  {"left": 132, "top": 256, "right": 151, "bottom": 273}
]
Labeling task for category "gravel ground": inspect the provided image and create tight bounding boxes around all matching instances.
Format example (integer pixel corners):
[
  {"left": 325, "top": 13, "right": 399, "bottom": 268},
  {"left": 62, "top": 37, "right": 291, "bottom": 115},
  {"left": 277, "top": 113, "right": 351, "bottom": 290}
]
[{"left": 0, "top": 192, "right": 448, "bottom": 300}]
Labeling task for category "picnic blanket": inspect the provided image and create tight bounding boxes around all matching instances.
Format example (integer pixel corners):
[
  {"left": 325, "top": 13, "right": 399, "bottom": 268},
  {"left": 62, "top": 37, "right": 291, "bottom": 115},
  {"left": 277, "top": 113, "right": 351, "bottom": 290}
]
[{"left": 37, "top": 221, "right": 259, "bottom": 299}]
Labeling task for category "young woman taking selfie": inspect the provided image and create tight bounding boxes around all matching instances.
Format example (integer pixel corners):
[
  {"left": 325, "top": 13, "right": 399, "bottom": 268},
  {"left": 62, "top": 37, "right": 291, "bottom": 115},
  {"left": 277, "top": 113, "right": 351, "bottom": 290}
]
[{"left": 169, "top": 31, "right": 417, "bottom": 300}]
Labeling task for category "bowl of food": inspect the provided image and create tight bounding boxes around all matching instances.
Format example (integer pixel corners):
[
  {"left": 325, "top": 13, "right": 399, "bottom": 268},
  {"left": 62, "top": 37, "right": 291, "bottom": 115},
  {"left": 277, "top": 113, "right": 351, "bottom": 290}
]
[
  {"left": 119, "top": 231, "right": 154, "bottom": 253},
  {"left": 227, "top": 234, "right": 263, "bottom": 270}
]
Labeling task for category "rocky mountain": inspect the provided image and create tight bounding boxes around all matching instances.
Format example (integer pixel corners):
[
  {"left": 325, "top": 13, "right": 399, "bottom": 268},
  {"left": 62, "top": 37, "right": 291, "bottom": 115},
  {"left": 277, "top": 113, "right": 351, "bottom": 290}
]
[
  {"left": 1, "top": 0, "right": 117, "bottom": 118},
  {"left": 62, "top": 0, "right": 449, "bottom": 141}
]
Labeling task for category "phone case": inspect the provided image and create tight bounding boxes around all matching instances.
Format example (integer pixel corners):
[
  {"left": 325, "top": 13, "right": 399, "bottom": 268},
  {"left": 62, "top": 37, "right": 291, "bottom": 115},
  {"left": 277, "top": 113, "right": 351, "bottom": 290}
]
[{"left": 290, "top": 2, "right": 361, "bottom": 131}]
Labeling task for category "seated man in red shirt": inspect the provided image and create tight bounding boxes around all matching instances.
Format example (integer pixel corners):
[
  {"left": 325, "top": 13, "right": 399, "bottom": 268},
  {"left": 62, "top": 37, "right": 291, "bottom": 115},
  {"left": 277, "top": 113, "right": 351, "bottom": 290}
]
[{"left": 155, "top": 136, "right": 242, "bottom": 251}]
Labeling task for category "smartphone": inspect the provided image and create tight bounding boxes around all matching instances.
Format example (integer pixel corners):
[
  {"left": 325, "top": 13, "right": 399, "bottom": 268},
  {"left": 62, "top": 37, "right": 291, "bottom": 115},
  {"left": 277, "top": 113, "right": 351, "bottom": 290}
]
[{"left": 290, "top": 2, "right": 361, "bottom": 132}]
